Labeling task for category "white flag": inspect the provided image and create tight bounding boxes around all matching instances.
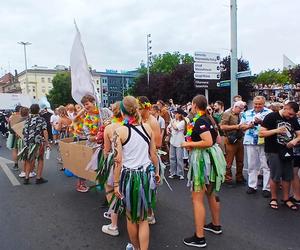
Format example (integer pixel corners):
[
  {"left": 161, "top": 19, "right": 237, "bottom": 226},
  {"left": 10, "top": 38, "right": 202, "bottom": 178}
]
[{"left": 70, "top": 23, "right": 99, "bottom": 104}]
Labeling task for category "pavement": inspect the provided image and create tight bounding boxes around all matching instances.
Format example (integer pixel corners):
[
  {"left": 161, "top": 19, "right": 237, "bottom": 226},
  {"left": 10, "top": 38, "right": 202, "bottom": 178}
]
[{"left": 0, "top": 136, "right": 299, "bottom": 250}]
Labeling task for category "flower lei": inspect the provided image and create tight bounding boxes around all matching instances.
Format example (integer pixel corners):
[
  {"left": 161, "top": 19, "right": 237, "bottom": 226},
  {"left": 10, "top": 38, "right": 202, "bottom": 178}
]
[
  {"left": 139, "top": 101, "right": 152, "bottom": 110},
  {"left": 185, "top": 111, "right": 206, "bottom": 142},
  {"left": 122, "top": 116, "right": 137, "bottom": 125},
  {"left": 111, "top": 116, "right": 123, "bottom": 124},
  {"left": 84, "top": 108, "right": 100, "bottom": 136}
]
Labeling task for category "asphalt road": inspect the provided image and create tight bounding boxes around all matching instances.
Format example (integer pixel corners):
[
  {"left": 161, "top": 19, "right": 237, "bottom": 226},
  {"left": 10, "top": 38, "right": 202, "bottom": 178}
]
[{"left": 0, "top": 136, "right": 299, "bottom": 250}]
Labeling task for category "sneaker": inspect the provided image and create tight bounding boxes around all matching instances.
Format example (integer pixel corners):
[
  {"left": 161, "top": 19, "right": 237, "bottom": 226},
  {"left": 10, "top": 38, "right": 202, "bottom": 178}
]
[
  {"left": 103, "top": 211, "right": 111, "bottom": 219},
  {"left": 13, "top": 164, "right": 19, "bottom": 171},
  {"left": 23, "top": 178, "right": 30, "bottom": 185},
  {"left": 19, "top": 171, "right": 26, "bottom": 178},
  {"left": 102, "top": 224, "right": 119, "bottom": 236},
  {"left": 246, "top": 187, "right": 257, "bottom": 194},
  {"left": 76, "top": 184, "right": 89, "bottom": 193},
  {"left": 147, "top": 215, "right": 156, "bottom": 225},
  {"left": 262, "top": 190, "right": 271, "bottom": 198},
  {"left": 204, "top": 222, "right": 222, "bottom": 234},
  {"left": 179, "top": 175, "right": 185, "bottom": 180},
  {"left": 183, "top": 234, "right": 207, "bottom": 248},
  {"left": 36, "top": 177, "right": 48, "bottom": 184},
  {"left": 168, "top": 175, "right": 175, "bottom": 179},
  {"left": 29, "top": 172, "right": 36, "bottom": 178},
  {"left": 126, "top": 243, "right": 134, "bottom": 250}
]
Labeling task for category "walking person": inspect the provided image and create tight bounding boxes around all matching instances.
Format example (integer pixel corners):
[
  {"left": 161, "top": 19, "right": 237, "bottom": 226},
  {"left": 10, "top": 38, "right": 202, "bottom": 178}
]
[
  {"left": 182, "top": 95, "right": 226, "bottom": 248},
  {"left": 112, "top": 96, "right": 160, "bottom": 250},
  {"left": 167, "top": 108, "right": 187, "bottom": 180},
  {"left": 239, "top": 96, "right": 272, "bottom": 197},
  {"left": 260, "top": 101, "right": 300, "bottom": 210},
  {"left": 18, "top": 104, "right": 50, "bottom": 185},
  {"left": 101, "top": 102, "right": 123, "bottom": 237}
]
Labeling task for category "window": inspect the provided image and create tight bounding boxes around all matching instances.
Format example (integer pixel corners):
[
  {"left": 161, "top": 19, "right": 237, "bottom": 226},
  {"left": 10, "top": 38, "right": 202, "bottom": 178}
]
[
  {"left": 48, "top": 78, "right": 51, "bottom": 83},
  {"left": 97, "top": 88, "right": 100, "bottom": 93},
  {"left": 32, "top": 88, "right": 35, "bottom": 92},
  {"left": 33, "top": 96, "right": 36, "bottom": 99},
  {"left": 96, "top": 80, "right": 99, "bottom": 84}
]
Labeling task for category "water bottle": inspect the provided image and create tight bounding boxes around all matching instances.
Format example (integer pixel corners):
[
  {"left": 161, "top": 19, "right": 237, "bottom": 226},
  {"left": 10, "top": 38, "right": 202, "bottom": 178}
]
[{"left": 45, "top": 147, "right": 51, "bottom": 160}]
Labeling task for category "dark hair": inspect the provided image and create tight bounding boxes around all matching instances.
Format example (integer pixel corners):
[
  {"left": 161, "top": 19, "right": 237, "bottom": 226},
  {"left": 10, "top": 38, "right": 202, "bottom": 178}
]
[
  {"left": 215, "top": 100, "right": 224, "bottom": 108},
  {"left": 81, "top": 94, "right": 95, "bottom": 104},
  {"left": 286, "top": 101, "right": 299, "bottom": 113},
  {"left": 30, "top": 104, "right": 40, "bottom": 114},
  {"left": 192, "top": 95, "right": 218, "bottom": 133},
  {"left": 137, "top": 96, "right": 150, "bottom": 104},
  {"left": 15, "top": 105, "right": 22, "bottom": 112},
  {"left": 20, "top": 107, "right": 29, "bottom": 117},
  {"left": 192, "top": 95, "right": 207, "bottom": 110},
  {"left": 151, "top": 104, "right": 160, "bottom": 112}
]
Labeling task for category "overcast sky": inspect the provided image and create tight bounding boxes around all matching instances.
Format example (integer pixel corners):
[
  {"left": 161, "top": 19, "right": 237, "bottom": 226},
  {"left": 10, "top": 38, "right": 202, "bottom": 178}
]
[{"left": 0, "top": 0, "right": 299, "bottom": 76}]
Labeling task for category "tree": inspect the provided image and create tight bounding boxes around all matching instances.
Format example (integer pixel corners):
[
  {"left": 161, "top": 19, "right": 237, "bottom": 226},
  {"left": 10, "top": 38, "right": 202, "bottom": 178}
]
[
  {"left": 131, "top": 53, "right": 253, "bottom": 107},
  {"left": 289, "top": 65, "right": 300, "bottom": 84},
  {"left": 47, "top": 72, "right": 75, "bottom": 108},
  {"left": 253, "top": 69, "right": 290, "bottom": 85},
  {"left": 208, "top": 56, "right": 253, "bottom": 107}
]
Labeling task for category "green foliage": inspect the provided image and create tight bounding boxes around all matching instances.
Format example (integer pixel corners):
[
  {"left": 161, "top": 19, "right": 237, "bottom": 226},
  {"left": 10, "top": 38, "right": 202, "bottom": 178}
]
[
  {"left": 47, "top": 72, "right": 75, "bottom": 108},
  {"left": 289, "top": 65, "right": 300, "bottom": 83},
  {"left": 151, "top": 52, "right": 183, "bottom": 74},
  {"left": 254, "top": 69, "right": 290, "bottom": 84}
]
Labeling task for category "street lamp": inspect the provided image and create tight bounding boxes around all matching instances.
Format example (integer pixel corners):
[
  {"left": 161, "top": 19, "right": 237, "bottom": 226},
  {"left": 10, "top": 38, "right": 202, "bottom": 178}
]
[
  {"left": 146, "top": 34, "right": 152, "bottom": 86},
  {"left": 18, "top": 41, "right": 31, "bottom": 94}
]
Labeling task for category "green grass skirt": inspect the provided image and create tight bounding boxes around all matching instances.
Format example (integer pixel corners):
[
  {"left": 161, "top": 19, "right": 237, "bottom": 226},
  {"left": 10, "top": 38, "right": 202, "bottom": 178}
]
[{"left": 188, "top": 144, "right": 226, "bottom": 192}]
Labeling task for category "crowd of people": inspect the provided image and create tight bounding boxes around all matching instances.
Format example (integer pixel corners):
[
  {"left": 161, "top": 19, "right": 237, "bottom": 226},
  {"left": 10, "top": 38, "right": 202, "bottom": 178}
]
[{"left": 4, "top": 91, "right": 300, "bottom": 249}]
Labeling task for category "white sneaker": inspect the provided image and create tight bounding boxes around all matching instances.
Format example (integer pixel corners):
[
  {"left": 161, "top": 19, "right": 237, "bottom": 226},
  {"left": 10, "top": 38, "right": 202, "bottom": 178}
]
[
  {"left": 179, "top": 175, "right": 184, "bottom": 180},
  {"left": 102, "top": 224, "right": 119, "bottom": 236},
  {"left": 19, "top": 171, "right": 26, "bottom": 178},
  {"left": 126, "top": 243, "right": 134, "bottom": 250},
  {"left": 168, "top": 175, "right": 175, "bottom": 179},
  {"left": 147, "top": 215, "right": 156, "bottom": 225},
  {"left": 29, "top": 172, "right": 36, "bottom": 178}
]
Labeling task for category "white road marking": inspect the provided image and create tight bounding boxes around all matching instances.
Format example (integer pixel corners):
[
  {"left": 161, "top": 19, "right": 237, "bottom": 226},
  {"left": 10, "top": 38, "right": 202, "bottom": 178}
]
[
  {"left": 0, "top": 156, "right": 14, "bottom": 164},
  {"left": 0, "top": 159, "right": 21, "bottom": 186}
]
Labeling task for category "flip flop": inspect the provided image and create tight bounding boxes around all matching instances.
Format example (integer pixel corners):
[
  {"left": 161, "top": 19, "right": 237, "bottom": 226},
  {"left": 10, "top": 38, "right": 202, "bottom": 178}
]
[
  {"left": 269, "top": 199, "right": 279, "bottom": 210},
  {"left": 283, "top": 200, "right": 298, "bottom": 211}
]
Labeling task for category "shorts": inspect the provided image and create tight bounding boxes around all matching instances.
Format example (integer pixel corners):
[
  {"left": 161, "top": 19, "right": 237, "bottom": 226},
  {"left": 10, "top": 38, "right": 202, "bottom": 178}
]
[
  {"left": 266, "top": 153, "right": 293, "bottom": 182},
  {"left": 52, "top": 128, "right": 59, "bottom": 135},
  {"left": 293, "top": 156, "right": 300, "bottom": 168}
]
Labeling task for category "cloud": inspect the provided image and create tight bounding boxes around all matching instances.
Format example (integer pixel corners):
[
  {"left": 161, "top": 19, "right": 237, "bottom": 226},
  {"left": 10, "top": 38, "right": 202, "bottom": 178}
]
[{"left": 0, "top": 0, "right": 299, "bottom": 76}]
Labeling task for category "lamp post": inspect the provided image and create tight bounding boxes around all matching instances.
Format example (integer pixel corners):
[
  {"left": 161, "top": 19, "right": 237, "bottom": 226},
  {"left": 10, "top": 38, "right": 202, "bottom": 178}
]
[
  {"left": 146, "top": 34, "right": 152, "bottom": 86},
  {"left": 18, "top": 41, "right": 31, "bottom": 94},
  {"left": 230, "top": 0, "right": 238, "bottom": 105}
]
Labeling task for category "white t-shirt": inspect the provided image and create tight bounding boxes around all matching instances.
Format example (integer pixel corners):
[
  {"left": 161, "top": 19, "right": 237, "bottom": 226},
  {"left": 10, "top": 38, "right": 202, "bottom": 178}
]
[
  {"left": 50, "top": 114, "right": 59, "bottom": 126},
  {"left": 157, "top": 116, "right": 166, "bottom": 130},
  {"left": 68, "top": 112, "right": 75, "bottom": 120},
  {"left": 168, "top": 120, "right": 186, "bottom": 147}
]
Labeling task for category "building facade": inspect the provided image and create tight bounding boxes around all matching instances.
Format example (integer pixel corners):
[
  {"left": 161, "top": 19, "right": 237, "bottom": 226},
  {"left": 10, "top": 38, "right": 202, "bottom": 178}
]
[
  {"left": 18, "top": 65, "right": 68, "bottom": 99},
  {"left": 15, "top": 66, "right": 138, "bottom": 104}
]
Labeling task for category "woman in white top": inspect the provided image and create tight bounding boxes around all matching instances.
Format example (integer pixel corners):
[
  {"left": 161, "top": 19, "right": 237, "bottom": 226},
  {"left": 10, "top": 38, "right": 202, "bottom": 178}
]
[
  {"left": 167, "top": 108, "right": 187, "bottom": 180},
  {"left": 112, "top": 96, "right": 159, "bottom": 250}
]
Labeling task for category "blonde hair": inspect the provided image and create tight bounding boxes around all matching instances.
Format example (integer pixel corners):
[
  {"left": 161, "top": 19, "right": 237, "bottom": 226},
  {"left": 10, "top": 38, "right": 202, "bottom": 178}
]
[
  {"left": 112, "top": 101, "right": 122, "bottom": 118},
  {"left": 58, "top": 106, "right": 68, "bottom": 117},
  {"left": 122, "top": 96, "right": 141, "bottom": 123}
]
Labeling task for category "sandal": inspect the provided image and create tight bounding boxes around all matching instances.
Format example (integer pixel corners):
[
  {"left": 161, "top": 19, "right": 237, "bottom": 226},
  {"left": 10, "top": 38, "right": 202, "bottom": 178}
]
[
  {"left": 269, "top": 199, "right": 279, "bottom": 210},
  {"left": 283, "top": 200, "right": 298, "bottom": 211}
]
